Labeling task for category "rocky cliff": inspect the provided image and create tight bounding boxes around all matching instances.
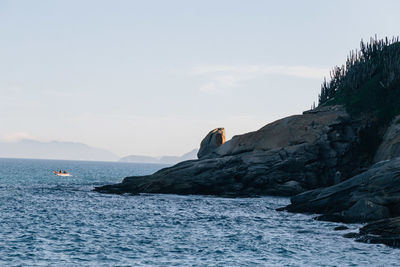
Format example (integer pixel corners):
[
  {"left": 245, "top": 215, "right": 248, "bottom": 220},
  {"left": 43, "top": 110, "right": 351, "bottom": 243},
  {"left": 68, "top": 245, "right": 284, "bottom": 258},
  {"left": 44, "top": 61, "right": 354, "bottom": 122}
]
[
  {"left": 278, "top": 114, "right": 400, "bottom": 247},
  {"left": 95, "top": 105, "right": 369, "bottom": 196},
  {"left": 282, "top": 157, "right": 400, "bottom": 223}
]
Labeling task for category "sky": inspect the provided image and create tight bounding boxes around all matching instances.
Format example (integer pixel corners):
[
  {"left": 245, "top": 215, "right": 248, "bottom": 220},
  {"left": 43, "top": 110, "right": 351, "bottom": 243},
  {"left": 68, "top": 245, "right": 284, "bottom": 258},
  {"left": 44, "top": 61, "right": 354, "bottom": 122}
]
[{"left": 1, "top": 0, "right": 400, "bottom": 157}]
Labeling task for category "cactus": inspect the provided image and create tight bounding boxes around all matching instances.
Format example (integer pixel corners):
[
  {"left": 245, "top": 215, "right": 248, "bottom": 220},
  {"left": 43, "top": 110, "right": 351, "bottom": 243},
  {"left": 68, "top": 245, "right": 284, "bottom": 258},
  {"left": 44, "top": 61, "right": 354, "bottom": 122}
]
[{"left": 318, "top": 36, "right": 400, "bottom": 106}]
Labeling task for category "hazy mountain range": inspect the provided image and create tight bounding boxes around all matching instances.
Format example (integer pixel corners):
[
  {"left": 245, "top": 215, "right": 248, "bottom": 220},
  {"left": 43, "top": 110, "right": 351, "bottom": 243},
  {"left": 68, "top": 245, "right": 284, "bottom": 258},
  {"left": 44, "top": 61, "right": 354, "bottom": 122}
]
[
  {"left": 119, "top": 149, "right": 198, "bottom": 164},
  {"left": 0, "top": 139, "right": 119, "bottom": 161},
  {"left": 0, "top": 139, "right": 198, "bottom": 163}
]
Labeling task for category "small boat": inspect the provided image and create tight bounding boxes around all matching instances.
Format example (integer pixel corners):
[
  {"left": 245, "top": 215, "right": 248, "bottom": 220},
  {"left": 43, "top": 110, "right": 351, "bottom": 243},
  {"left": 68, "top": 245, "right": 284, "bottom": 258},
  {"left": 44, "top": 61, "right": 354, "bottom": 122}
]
[{"left": 53, "top": 170, "right": 71, "bottom": 177}]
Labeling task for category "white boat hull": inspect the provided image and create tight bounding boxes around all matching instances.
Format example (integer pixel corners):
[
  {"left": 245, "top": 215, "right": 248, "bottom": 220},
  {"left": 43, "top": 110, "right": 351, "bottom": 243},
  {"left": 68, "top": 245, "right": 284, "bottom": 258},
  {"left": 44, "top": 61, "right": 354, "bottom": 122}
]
[{"left": 53, "top": 172, "right": 71, "bottom": 177}]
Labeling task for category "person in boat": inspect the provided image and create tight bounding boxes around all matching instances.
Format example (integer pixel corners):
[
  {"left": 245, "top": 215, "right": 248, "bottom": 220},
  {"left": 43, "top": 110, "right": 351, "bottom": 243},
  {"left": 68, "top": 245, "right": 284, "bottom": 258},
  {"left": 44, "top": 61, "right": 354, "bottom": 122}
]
[{"left": 63, "top": 170, "right": 67, "bottom": 173}]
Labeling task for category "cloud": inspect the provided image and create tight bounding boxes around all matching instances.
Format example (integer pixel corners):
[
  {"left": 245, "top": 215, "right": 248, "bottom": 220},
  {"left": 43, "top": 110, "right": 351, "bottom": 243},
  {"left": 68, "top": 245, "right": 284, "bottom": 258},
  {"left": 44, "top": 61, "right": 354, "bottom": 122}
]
[
  {"left": 198, "top": 74, "right": 243, "bottom": 93},
  {"left": 190, "top": 64, "right": 329, "bottom": 94},
  {"left": 1, "top": 132, "right": 36, "bottom": 142}
]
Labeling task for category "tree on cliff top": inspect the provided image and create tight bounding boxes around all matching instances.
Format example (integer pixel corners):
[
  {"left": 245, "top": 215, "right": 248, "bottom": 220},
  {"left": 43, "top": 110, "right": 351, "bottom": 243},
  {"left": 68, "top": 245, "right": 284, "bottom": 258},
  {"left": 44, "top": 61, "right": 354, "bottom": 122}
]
[{"left": 318, "top": 36, "right": 400, "bottom": 124}]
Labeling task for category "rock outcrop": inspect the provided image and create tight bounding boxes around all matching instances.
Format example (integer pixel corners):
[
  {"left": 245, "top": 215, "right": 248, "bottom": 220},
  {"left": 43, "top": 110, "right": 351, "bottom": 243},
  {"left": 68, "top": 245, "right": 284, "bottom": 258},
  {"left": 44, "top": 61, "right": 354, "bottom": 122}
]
[
  {"left": 282, "top": 157, "right": 400, "bottom": 223},
  {"left": 276, "top": 113, "right": 400, "bottom": 247},
  {"left": 344, "top": 217, "right": 400, "bottom": 247},
  {"left": 197, "top": 128, "right": 225, "bottom": 159},
  {"left": 95, "top": 105, "right": 368, "bottom": 196}
]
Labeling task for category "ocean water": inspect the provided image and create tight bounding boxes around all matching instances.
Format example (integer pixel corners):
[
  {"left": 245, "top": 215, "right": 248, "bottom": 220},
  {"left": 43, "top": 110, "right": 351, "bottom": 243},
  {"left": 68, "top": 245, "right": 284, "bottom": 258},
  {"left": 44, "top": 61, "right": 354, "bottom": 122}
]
[{"left": 0, "top": 158, "right": 398, "bottom": 266}]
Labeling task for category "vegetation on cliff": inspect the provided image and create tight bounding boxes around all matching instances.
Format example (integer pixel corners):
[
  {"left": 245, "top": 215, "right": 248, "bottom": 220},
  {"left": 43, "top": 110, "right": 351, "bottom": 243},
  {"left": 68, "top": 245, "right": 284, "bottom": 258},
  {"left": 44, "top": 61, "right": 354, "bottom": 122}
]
[
  {"left": 318, "top": 36, "right": 400, "bottom": 122},
  {"left": 316, "top": 36, "right": 400, "bottom": 158}
]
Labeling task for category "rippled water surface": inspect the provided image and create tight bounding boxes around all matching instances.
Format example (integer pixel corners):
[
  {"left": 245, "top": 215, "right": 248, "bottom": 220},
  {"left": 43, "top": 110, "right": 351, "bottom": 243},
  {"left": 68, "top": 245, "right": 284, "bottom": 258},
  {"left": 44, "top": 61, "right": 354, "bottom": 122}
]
[{"left": 0, "top": 158, "right": 399, "bottom": 266}]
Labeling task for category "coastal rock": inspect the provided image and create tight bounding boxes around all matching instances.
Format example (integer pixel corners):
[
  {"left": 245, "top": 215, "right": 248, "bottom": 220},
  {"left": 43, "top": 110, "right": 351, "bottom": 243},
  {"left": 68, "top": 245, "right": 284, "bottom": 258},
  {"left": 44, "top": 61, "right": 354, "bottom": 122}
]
[
  {"left": 342, "top": 199, "right": 390, "bottom": 222},
  {"left": 344, "top": 217, "right": 400, "bottom": 247},
  {"left": 374, "top": 115, "right": 400, "bottom": 163},
  {"left": 95, "top": 105, "right": 367, "bottom": 197},
  {"left": 334, "top": 225, "right": 349, "bottom": 231},
  {"left": 215, "top": 105, "right": 353, "bottom": 157},
  {"left": 283, "top": 157, "right": 400, "bottom": 223},
  {"left": 279, "top": 115, "right": 400, "bottom": 247},
  {"left": 197, "top": 128, "right": 226, "bottom": 159}
]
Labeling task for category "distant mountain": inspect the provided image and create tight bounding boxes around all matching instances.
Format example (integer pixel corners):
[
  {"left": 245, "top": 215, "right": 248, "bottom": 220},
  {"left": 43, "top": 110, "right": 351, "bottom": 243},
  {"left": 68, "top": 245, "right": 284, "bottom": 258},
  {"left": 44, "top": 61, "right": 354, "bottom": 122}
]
[
  {"left": 119, "top": 149, "right": 198, "bottom": 164},
  {"left": 0, "top": 139, "right": 119, "bottom": 161}
]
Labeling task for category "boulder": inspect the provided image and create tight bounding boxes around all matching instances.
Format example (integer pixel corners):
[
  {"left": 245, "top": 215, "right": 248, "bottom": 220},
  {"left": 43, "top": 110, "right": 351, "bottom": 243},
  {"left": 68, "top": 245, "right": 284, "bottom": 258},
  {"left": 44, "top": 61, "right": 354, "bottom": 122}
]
[
  {"left": 197, "top": 128, "right": 226, "bottom": 159},
  {"left": 342, "top": 199, "right": 390, "bottom": 222},
  {"left": 344, "top": 217, "right": 400, "bottom": 247},
  {"left": 283, "top": 157, "right": 400, "bottom": 223},
  {"left": 334, "top": 225, "right": 349, "bottom": 231}
]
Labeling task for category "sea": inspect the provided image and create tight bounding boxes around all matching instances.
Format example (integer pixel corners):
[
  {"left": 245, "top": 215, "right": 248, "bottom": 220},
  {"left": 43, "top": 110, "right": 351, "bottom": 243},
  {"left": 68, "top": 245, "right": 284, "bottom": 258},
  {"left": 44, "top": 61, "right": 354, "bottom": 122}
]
[{"left": 0, "top": 158, "right": 398, "bottom": 266}]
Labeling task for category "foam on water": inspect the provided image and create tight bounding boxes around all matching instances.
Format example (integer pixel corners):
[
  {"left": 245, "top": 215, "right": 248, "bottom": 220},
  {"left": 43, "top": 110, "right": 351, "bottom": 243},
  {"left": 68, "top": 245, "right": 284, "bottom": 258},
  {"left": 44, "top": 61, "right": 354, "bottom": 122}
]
[{"left": 0, "top": 158, "right": 398, "bottom": 266}]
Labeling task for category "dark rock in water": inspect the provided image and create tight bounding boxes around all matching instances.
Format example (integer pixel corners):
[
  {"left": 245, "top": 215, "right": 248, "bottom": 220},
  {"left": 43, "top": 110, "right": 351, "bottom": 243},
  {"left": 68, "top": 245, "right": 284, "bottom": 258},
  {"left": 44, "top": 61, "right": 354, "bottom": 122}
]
[
  {"left": 334, "top": 225, "right": 349, "bottom": 231},
  {"left": 343, "top": 217, "right": 400, "bottom": 247},
  {"left": 357, "top": 217, "right": 400, "bottom": 247},
  {"left": 95, "top": 105, "right": 369, "bottom": 196},
  {"left": 283, "top": 157, "right": 400, "bottom": 223},
  {"left": 343, "top": 232, "right": 360, "bottom": 239},
  {"left": 197, "top": 128, "right": 226, "bottom": 159}
]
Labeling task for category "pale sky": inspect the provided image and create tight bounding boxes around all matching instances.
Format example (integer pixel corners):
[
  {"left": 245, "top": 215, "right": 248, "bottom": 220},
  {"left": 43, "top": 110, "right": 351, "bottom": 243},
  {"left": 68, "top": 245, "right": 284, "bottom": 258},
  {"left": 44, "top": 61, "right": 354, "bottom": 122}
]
[{"left": 1, "top": 0, "right": 399, "bottom": 157}]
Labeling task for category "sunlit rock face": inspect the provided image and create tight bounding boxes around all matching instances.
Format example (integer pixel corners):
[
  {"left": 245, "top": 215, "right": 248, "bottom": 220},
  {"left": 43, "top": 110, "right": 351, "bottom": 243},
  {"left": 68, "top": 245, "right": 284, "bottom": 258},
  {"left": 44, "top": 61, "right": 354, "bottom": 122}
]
[{"left": 197, "top": 128, "right": 226, "bottom": 159}]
